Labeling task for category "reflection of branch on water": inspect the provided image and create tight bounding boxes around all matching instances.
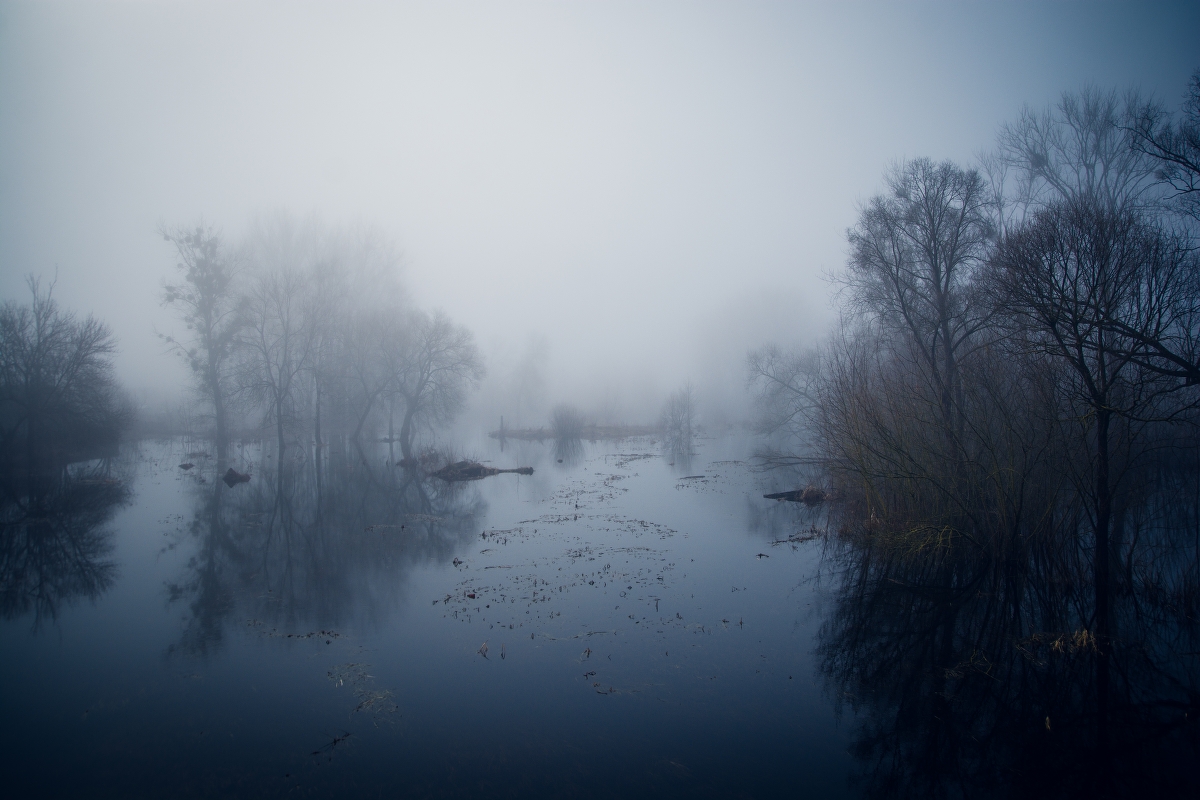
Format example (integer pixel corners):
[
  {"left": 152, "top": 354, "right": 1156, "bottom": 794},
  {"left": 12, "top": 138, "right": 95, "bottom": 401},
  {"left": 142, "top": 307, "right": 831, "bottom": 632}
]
[
  {"left": 310, "top": 730, "right": 352, "bottom": 760},
  {"left": 553, "top": 437, "right": 584, "bottom": 467},
  {"left": 0, "top": 460, "right": 128, "bottom": 628},
  {"left": 819, "top": 519, "right": 1200, "bottom": 799}
]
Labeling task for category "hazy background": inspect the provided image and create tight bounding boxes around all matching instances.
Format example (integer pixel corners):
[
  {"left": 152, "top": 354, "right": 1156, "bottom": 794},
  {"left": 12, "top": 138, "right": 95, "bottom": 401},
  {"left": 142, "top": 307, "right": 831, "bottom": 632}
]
[{"left": 2, "top": 0, "right": 1198, "bottom": 427}]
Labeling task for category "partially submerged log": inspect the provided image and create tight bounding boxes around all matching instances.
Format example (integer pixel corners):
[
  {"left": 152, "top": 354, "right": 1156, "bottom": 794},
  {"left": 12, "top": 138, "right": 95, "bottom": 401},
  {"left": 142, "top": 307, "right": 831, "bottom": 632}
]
[
  {"left": 763, "top": 485, "right": 827, "bottom": 507},
  {"left": 488, "top": 423, "right": 660, "bottom": 441},
  {"left": 432, "top": 460, "right": 534, "bottom": 482},
  {"left": 222, "top": 467, "right": 251, "bottom": 487}
]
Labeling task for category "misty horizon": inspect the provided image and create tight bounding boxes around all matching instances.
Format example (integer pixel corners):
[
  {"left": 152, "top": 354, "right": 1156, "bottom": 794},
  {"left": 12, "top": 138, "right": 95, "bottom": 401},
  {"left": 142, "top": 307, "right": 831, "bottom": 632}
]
[
  {"left": 3, "top": 4, "right": 1200, "bottom": 799},
  {"left": 4, "top": 1, "right": 1198, "bottom": 429}
]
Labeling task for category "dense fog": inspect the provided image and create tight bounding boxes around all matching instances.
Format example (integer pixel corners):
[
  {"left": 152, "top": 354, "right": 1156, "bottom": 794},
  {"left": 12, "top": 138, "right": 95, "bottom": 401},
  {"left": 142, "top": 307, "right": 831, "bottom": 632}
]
[
  {"left": 5, "top": 5, "right": 1200, "bottom": 798},
  {"left": 2, "top": 1, "right": 1197, "bottom": 434}
]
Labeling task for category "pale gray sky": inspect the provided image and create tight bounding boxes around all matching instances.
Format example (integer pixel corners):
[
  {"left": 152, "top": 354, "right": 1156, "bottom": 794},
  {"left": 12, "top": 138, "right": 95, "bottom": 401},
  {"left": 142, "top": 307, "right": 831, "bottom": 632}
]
[{"left": 2, "top": 1, "right": 1198, "bottom": 423}]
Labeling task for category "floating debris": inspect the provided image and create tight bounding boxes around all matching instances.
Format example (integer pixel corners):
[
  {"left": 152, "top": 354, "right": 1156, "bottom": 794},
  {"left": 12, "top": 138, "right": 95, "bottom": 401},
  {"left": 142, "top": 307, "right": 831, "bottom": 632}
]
[
  {"left": 178, "top": 463, "right": 194, "bottom": 470},
  {"left": 311, "top": 730, "right": 352, "bottom": 760},
  {"left": 763, "top": 486, "right": 827, "bottom": 506},
  {"left": 433, "top": 460, "right": 534, "bottom": 482},
  {"left": 326, "top": 664, "right": 397, "bottom": 724},
  {"left": 771, "top": 527, "right": 824, "bottom": 546},
  {"left": 222, "top": 467, "right": 251, "bottom": 487}
]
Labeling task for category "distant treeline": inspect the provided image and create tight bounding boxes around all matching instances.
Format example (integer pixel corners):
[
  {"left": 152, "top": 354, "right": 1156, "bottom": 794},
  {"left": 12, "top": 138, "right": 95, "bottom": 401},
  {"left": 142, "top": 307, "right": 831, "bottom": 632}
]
[{"left": 158, "top": 216, "right": 483, "bottom": 465}]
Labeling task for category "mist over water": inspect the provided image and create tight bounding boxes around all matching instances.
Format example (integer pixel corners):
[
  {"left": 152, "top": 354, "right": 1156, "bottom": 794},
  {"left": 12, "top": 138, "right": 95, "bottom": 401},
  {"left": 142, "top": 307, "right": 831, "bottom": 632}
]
[{"left": 3, "top": 3, "right": 1200, "bottom": 798}]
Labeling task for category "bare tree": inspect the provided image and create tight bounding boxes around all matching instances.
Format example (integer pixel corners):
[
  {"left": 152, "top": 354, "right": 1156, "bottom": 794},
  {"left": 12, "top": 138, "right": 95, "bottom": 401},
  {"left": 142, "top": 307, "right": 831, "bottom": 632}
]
[
  {"left": 237, "top": 263, "right": 317, "bottom": 458},
  {"left": 746, "top": 344, "right": 820, "bottom": 448},
  {"left": 342, "top": 309, "right": 397, "bottom": 443},
  {"left": 992, "top": 198, "right": 1186, "bottom": 638},
  {"left": 0, "top": 277, "right": 125, "bottom": 472},
  {"left": 998, "top": 85, "right": 1157, "bottom": 212},
  {"left": 660, "top": 383, "right": 697, "bottom": 440},
  {"left": 387, "top": 310, "right": 484, "bottom": 463},
  {"left": 843, "top": 158, "right": 994, "bottom": 436},
  {"left": 304, "top": 225, "right": 407, "bottom": 449},
  {"left": 1130, "top": 68, "right": 1200, "bottom": 222},
  {"left": 160, "top": 223, "right": 244, "bottom": 464}
]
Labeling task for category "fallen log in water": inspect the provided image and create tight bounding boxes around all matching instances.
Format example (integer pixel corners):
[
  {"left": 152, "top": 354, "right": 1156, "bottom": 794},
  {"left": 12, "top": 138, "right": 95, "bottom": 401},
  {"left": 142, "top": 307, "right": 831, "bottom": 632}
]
[
  {"left": 763, "top": 486, "right": 827, "bottom": 506},
  {"left": 488, "top": 423, "right": 660, "bottom": 441},
  {"left": 432, "top": 461, "right": 534, "bottom": 482}
]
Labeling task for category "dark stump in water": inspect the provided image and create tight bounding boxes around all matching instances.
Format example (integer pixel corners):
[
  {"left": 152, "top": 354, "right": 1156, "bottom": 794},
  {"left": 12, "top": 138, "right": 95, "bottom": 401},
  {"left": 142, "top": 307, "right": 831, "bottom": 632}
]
[
  {"left": 432, "top": 461, "right": 534, "bottom": 482},
  {"left": 222, "top": 467, "right": 251, "bottom": 488}
]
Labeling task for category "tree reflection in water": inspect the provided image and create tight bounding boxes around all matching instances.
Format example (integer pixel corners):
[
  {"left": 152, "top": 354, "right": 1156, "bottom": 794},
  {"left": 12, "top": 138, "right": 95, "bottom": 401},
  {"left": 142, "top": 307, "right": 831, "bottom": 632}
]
[
  {"left": 0, "top": 459, "right": 127, "bottom": 629},
  {"left": 819, "top": 481, "right": 1200, "bottom": 799},
  {"left": 552, "top": 436, "right": 584, "bottom": 468},
  {"left": 167, "top": 442, "right": 483, "bottom": 655}
]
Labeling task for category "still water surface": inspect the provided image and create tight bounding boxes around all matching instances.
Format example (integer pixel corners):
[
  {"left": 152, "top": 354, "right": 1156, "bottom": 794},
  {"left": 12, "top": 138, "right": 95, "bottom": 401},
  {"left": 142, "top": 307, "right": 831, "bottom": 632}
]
[{"left": 2, "top": 434, "right": 852, "bottom": 798}]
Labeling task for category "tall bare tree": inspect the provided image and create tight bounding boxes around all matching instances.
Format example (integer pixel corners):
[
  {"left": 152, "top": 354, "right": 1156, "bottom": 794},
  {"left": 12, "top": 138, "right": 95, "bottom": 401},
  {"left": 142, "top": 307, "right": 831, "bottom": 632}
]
[
  {"left": 237, "top": 261, "right": 317, "bottom": 459},
  {"left": 0, "top": 277, "right": 124, "bottom": 472},
  {"left": 160, "top": 223, "right": 244, "bottom": 464},
  {"left": 998, "top": 85, "right": 1157, "bottom": 212},
  {"left": 992, "top": 198, "right": 1186, "bottom": 638},
  {"left": 1130, "top": 68, "right": 1200, "bottom": 222},
  {"left": 843, "top": 158, "right": 994, "bottom": 436},
  {"left": 386, "top": 310, "right": 484, "bottom": 463}
]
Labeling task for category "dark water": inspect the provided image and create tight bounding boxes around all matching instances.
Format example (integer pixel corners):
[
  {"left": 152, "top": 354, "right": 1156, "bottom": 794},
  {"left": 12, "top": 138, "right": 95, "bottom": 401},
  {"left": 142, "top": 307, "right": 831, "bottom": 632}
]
[
  {"left": 1, "top": 434, "right": 852, "bottom": 798},
  {"left": 5, "top": 433, "right": 1196, "bottom": 798}
]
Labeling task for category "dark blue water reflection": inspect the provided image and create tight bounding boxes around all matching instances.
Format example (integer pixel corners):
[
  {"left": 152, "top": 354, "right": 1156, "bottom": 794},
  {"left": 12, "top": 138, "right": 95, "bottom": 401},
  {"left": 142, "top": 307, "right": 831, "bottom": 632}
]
[{"left": 1, "top": 435, "right": 850, "bottom": 798}]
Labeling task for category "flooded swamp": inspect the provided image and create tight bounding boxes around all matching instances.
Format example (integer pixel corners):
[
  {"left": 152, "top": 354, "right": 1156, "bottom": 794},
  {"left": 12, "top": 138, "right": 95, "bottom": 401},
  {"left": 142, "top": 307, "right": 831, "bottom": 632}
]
[{"left": 2, "top": 431, "right": 1195, "bottom": 798}]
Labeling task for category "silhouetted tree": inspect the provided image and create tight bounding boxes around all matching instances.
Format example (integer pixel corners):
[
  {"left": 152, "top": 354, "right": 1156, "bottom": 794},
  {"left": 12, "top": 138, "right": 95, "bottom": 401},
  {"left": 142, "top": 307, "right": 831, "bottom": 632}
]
[
  {"left": 0, "top": 277, "right": 126, "bottom": 472},
  {"left": 844, "top": 158, "right": 994, "bottom": 437},
  {"left": 992, "top": 198, "right": 1191, "bottom": 638},
  {"left": 238, "top": 264, "right": 317, "bottom": 458},
  {"left": 1130, "top": 68, "right": 1200, "bottom": 222},
  {"left": 387, "top": 310, "right": 484, "bottom": 463},
  {"left": 997, "top": 85, "right": 1157, "bottom": 213},
  {"left": 160, "top": 223, "right": 244, "bottom": 464},
  {"left": 746, "top": 343, "right": 820, "bottom": 465}
]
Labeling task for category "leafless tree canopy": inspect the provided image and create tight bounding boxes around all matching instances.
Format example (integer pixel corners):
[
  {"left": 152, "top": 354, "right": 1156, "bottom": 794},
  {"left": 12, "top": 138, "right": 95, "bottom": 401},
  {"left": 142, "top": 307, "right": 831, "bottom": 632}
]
[
  {"left": 0, "top": 277, "right": 127, "bottom": 471},
  {"left": 1131, "top": 68, "right": 1200, "bottom": 221},
  {"left": 843, "top": 158, "right": 995, "bottom": 433},
  {"left": 751, "top": 78, "right": 1200, "bottom": 661},
  {"left": 160, "top": 223, "right": 244, "bottom": 464},
  {"left": 998, "top": 85, "right": 1158, "bottom": 212}
]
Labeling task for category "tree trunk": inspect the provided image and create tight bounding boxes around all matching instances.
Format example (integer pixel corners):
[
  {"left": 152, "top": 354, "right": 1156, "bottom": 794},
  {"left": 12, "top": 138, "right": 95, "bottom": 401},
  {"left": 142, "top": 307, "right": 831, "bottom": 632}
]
[
  {"left": 1094, "top": 405, "right": 1111, "bottom": 642},
  {"left": 399, "top": 404, "right": 416, "bottom": 463},
  {"left": 213, "top": 380, "right": 227, "bottom": 467},
  {"left": 387, "top": 397, "right": 395, "bottom": 462},
  {"left": 352, "top": 393, "right": 376, "bottom": 442},
  {"left": 314, "top": 381, "right": 322, "bottom": 449},
  {"left": 276, "top": 395, "right": 286, "bottom": 460}
]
